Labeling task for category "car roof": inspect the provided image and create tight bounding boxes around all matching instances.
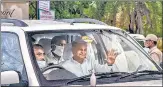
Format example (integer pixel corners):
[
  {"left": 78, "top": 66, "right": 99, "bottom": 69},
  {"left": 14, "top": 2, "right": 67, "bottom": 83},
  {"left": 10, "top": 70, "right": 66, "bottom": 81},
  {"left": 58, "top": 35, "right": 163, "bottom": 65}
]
[
  {"left": 129, "top": 34, "right": 145, "bottom": 40},
  {"left": 21, "top": 23, "right": 121, "bottom": 32},
  {"left": 2, "top": 20, "right": 122, "bottom": 32},
  {"left": 21, "top": 20, "right": 68, "bottom": 26}
]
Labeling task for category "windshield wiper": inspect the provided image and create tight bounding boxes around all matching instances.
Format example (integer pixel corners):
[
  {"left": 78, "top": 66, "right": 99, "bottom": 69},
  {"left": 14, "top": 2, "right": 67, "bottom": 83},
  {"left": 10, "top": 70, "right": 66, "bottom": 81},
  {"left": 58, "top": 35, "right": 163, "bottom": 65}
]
[
  {"left": 95, "top": 72, "right": 128, "bottom": 79},
  {"left": 66, "top": 74, "right": 91, "bottom": 84},
  {"left": 116, "top": 70, "right": 162, "bottom": 82},
  {"left": 116, "top": 66, "right": 163, "bottom": 81},
  {"left": 66, "top": 72, "right": 129, "bottom": 85}
]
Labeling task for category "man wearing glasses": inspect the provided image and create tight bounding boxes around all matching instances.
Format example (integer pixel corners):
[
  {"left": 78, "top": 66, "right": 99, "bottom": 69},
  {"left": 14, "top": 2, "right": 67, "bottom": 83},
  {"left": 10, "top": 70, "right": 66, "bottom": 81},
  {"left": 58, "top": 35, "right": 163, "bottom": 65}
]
[
  {"left": 33, "top": 44, "right": 46, "bottom": 69},
  {"left": 144, "top": 34, "right": 162, "bottom": 66}
]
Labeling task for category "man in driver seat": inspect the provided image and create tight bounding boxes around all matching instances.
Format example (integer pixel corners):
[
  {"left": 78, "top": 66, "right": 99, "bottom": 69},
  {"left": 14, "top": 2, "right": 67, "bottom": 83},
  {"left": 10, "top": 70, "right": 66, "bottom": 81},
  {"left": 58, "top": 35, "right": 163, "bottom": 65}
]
[
  {"left": 61, "top": 37, "right": 119, "bottom": 77},
  {"left": 33, "top": 44, "right": 46, "bottom": 69}
]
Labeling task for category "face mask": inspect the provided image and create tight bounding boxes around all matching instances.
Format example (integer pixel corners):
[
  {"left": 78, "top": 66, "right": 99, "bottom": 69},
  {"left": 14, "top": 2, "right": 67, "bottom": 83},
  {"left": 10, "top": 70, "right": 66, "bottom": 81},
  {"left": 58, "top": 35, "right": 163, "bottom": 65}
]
[
  {"left": 37, "top": 60, "right": 46, "bottom": 69},
  {"left": 52, "top": 45, "right": 64, "bottom": 57}
]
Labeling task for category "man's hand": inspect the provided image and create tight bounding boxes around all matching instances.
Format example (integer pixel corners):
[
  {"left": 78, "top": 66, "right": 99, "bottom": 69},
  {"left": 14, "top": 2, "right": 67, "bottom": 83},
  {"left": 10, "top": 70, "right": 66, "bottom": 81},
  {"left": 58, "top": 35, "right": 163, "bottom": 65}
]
[{"left": 106, "top": 49, "right": 118, "bottom": 65}]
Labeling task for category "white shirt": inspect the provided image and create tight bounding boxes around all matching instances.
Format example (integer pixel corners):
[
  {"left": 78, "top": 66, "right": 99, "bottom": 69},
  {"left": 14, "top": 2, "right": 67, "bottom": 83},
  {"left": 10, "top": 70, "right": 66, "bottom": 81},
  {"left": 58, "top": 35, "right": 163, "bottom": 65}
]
[
  {"left": 62, "top": 57, "right": 119, "bottom": 77},
  {"left": 46, "top": 52, "right": 64, "bottom": 65}
]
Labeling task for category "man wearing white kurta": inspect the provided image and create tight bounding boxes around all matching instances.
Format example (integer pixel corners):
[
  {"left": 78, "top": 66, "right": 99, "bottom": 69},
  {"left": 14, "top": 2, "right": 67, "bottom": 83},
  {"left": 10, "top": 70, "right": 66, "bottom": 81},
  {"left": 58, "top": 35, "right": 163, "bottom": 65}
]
[{"left": 62, "top": 37, "right": 119, "bottom": 77}]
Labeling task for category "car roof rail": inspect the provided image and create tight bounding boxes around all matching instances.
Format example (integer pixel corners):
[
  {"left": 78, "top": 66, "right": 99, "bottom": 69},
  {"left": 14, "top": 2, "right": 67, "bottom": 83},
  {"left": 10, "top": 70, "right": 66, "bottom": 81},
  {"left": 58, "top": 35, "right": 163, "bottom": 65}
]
[
  {"left": 1, "top": 18, "right": 28, "bottom": 27},
  {"left": 56, "top": 18, "right": 108, "bottom": 25}
]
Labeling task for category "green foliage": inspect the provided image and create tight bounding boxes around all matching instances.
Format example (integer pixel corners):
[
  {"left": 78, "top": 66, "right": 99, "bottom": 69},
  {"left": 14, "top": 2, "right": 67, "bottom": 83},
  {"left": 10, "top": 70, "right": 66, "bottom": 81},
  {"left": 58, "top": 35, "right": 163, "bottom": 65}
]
[
  {"left": 29, "top": 1, "right": 37, "bottom": 19},
  {"left": 29, "top": 1, "right": 162, "bottom": 37},
  {"left": 144, "top": 1, "right": 162, "bottom": 37}
]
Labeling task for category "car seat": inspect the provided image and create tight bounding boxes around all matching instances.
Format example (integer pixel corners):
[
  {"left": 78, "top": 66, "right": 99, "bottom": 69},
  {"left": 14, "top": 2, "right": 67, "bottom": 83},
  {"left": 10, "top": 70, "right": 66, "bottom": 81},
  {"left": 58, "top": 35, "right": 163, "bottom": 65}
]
[
  {"left": 38, "top": 38, "right": 51, "bottom": 54},
  {"left": 124, "top": 50, "right": 143, "bottom": 72},
  {"left": 62, "top": 43, "right": 73, "bottom": 60}
]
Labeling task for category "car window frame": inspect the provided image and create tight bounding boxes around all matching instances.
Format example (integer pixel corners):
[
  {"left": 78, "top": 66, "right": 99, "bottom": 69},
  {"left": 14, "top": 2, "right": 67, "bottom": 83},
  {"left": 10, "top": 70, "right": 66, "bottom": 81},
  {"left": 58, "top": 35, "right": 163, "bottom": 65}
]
[
  {"left": 26, "top": 29, "right": 113, "bottom": 86},
  {"left": 26, "top": 29, "right": 162, "bottom": 86},
  {"left": 1, "top": 31, "right": 29, "bottom": 85},
  {"left": 103, "top": 30, "right": 162, "bottom": 71}
]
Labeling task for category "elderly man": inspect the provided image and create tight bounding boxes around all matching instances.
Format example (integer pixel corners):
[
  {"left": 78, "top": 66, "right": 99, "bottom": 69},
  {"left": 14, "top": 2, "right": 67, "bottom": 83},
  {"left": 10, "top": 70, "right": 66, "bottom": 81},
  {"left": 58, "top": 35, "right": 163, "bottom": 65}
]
[
  {"left": 144, "top": 34, "right": 162, "bottom": 66},
  {"left": 61, "top": 37, "right": 119, "bottom": 77}
]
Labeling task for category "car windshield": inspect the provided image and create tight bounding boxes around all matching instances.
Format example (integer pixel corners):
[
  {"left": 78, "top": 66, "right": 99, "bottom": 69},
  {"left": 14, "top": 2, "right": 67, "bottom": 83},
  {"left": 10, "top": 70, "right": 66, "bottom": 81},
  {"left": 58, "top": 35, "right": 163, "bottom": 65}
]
[{"left": 29, "top": 29, "right": 158, "bottom": 81}]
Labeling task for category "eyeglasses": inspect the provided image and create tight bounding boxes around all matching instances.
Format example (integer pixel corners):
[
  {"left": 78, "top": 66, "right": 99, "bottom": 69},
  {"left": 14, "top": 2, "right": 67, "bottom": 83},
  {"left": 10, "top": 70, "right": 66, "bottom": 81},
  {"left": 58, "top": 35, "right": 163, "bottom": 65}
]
[
  {"left": 59, "top": 43, "right": 66, "bottom": 46},
  {"left": 36, "top": 53, "right": 45, "bottom": 56},
  {"left": 51, "top": 43, "right": 66, "bottom": 46}
]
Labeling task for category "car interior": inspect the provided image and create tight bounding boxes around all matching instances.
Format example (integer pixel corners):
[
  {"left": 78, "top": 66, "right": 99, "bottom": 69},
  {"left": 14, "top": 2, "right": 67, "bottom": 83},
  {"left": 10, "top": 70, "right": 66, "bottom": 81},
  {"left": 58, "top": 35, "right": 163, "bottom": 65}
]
[{"left": 30, "top": 31, "right": 158, "bottom": 80}]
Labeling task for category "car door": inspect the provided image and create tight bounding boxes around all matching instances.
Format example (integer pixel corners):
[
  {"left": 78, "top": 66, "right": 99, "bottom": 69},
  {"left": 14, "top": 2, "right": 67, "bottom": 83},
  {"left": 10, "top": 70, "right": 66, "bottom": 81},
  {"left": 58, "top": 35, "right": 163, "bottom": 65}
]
[{"left": 1, "top": 27, "right": 39, "bottom": 86}]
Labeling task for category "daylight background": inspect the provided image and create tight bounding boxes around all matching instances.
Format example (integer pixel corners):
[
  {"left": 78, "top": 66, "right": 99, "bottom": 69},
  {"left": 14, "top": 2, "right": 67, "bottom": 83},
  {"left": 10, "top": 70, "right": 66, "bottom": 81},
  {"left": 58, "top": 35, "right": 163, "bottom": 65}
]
[{"left": 29, "top": 1, "right": 162, "bottom": 37}]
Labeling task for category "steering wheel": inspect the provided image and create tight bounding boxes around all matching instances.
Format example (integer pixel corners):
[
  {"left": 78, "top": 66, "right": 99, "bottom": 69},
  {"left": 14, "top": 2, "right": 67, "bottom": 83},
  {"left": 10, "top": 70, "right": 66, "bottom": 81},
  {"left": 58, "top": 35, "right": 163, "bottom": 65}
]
[
  {"left": 41, "top": 64, "right": 64, "bottom": 73},
  {"left": 41, "top": 64, "right": 78, "bottom": 80}
]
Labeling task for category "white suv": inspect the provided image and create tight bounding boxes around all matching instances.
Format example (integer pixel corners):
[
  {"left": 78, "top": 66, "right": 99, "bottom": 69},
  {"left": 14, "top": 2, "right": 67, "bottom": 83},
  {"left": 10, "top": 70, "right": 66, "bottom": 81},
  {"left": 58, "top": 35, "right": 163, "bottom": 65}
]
[
  {"left": 129, "top": 34, "right": 145, "bottom": 47},
  {"left": 1, "top": 18, "right": 162, "bottom": 86}
]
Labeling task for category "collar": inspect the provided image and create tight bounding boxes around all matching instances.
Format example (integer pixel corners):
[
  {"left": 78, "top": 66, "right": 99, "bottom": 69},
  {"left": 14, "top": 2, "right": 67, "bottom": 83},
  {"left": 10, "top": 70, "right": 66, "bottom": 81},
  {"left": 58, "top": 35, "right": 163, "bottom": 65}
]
[
  {"left": 149, "top": 46, "right": 157, "bottom": 53},
  {"left": 71, "top": 57, "right": 87, "bottom": 65}
]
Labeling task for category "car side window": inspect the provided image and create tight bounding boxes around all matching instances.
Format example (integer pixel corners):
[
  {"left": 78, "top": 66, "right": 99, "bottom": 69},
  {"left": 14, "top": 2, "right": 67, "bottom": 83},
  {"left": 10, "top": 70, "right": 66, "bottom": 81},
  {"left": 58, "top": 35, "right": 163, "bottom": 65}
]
[{"left": 1, "top": 33, "right": 28, "bottom": 82}]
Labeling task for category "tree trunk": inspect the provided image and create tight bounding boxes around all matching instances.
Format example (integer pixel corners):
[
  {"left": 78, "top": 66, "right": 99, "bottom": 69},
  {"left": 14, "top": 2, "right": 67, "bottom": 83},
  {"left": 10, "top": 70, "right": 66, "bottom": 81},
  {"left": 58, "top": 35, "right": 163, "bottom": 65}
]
[
  {"left": 128, "top": 1, "right": 151, "bottom": 34},
  {"left": 129, "top": 11, "right": 135, "bottom": 33},
  {"left": 135, "top": 3, "right": 144, "bottom": 34},
  {"left": 112, "top": 1, "right": 118, "bottom": 26}
]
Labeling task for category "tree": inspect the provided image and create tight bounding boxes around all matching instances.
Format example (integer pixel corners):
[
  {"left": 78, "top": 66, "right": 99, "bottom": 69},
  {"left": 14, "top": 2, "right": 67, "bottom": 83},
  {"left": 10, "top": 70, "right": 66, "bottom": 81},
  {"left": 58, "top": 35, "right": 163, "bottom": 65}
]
[
  {"left": 29, "top": 1, "right": 37, "bottom": 19},
  {"left": 129, "top": 1, "right": 152, "bottom": 34},
  {"left": 29, "top": 1, "right": 162, "bottom": 36}
]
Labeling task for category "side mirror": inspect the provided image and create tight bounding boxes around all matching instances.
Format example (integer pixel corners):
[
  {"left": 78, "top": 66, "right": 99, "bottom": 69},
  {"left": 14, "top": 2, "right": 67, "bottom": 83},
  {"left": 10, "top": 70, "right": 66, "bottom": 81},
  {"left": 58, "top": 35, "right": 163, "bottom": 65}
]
[{"left": 1, "top": 71, "right": 20, "bottom": 85}]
